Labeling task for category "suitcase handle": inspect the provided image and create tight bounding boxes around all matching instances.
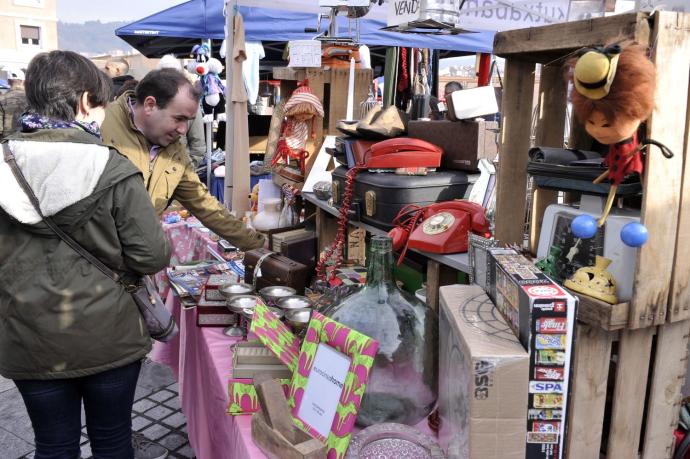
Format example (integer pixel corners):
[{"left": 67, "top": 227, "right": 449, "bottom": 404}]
[{"left": 252, "top": 251, "right": 275, "bottom": 292}]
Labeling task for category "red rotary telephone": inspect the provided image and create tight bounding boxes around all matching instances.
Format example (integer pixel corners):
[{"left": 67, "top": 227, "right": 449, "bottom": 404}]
[
  {"left": 389, "top": 200, "right": 491, "bottom": 264},
  {"left": 362, "top": 137, "right": 443, "bottom": 169}
]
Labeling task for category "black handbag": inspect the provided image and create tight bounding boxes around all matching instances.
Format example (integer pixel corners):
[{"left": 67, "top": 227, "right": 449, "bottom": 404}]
[{"left": 2, "top": 143, "right": 178, "bottom": 342}]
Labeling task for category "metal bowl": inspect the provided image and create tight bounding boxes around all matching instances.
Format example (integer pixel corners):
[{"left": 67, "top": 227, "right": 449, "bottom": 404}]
[
  {"left": 219, "top": 282, "right": 254, "bottom": 299},
  {"left": 259, "top": 286, "right": 297, "bottom": 305},
  {"left": 276, "top": 295, "right": 313, "bottom": 311},
  {"left": 268, "top": 307, "right": 285, "bottom": 320},
  {"left": 285, "top": 308, "right": 312, "bottom": 331},
  {"left": 226, "top": 295, "right": 261, "bottom": 314}
]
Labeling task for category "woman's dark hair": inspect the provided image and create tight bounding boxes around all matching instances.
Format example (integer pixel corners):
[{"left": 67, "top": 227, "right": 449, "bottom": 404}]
[
  {"left": 24, "top": 50, "right": 112, "bottom": 121},
  {"left": 135, "top": 68, "right": 200, "bottom": 108}
]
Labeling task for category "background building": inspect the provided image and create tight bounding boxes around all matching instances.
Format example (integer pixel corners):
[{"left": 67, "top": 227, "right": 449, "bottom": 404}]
[{"left": 0, "top": 0, "right": 58, "bottom": 77}]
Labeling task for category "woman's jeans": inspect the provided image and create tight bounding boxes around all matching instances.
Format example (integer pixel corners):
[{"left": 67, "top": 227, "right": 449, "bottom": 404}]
[{"left": 14, "top": 360, "right": 142, "bottom": 459}]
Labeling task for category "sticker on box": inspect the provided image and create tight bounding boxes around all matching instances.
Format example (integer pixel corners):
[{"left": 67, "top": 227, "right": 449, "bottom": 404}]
[
  {"left": 523, "top": 284, "right": 566, "bottom": 298},
  {"left": 535, "top": 334, "right": 567, "bottom": 350},
  {"left": 528, "top": 409, "right": 563, "bottom": 420},
  {"left": 526, "top": 432, "right": 559, "bottom": 444},
  {"left": 529, "top": 381, "right": 564, "bottom": 394},
  {"left": 536, "top": 350, "right": 566, "bottom": 366},
  {"left": 532, "top": 421, "right": 561, "bottom": 433},
  {"left": 532, "top": 300, "right": 567, "bottom": 312},
  {"left": 533, "top": 393, "right": 563, "bottom": 409},
  {"left": 535, "top": 317, "right": 567, "bottom": 334},
  {"left": 535, "top": 366, "right": 565, "bottom": 381}
]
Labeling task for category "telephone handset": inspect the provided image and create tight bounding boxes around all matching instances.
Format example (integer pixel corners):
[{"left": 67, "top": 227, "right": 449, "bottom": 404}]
[
  {"left": 362, "top": 137, "right": 443, "bottom": 169},
  {"left": 389, "top": 200, "right": 491, "bottom": 264}
]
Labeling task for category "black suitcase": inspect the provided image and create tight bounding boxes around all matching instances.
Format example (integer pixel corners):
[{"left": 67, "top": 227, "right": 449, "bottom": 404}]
[{"left": 331, "top": 166, "right": 471, "bottom": 230}]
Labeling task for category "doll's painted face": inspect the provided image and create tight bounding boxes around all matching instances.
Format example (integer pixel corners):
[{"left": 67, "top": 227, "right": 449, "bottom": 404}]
[{"left": 584, "top": 111, "right": 641, "bottom": 145}]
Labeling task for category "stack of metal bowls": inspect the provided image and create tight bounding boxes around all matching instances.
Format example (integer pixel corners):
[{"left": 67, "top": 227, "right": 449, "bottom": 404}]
[
  {"left": 276, "top": 295, "right": 314, "bottom": 332},
  {"left": 259, "top": 286, "right": 296, "bottom": 307},
  {"left": 219, "top": 282, "right": 255, "bottom": 337}
]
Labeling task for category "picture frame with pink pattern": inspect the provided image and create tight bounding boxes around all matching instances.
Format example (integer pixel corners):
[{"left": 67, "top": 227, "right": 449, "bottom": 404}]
[{"left": 287, "top": 311, "right": 378, "bottom": 459}]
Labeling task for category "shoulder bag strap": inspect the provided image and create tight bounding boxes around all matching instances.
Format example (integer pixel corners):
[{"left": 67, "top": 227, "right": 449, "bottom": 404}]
[{"left": 2, "top": 142, "right": 121, "bottom": 284}]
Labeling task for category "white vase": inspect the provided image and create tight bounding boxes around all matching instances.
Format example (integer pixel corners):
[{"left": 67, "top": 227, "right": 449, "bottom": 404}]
[{"left": 252, "top": 198, "right": 282, "bottom": 232}]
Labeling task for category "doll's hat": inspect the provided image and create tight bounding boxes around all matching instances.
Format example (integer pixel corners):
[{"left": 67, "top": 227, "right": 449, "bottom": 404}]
[
  {"left": 573, "top": 45, "right": 621, "bottom": 100},
  {"left": 284, "top": 79, "right": 324, "bottom": 118}
]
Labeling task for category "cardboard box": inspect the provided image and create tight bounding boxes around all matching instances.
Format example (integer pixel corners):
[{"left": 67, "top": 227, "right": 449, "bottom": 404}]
[
  {"left": 439, "top": 284, "right": 529, "bottom": 459},
  {"left": 487, "top": 249, "right": 577, "bottom": 459},
  {"left": 232, "top": 341, "right": 292, "bottom": 380}
]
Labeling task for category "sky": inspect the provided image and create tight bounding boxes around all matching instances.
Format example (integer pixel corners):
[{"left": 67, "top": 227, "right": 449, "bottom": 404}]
[{"left": 57, "top": 0, "right": 188, "bottom": 23}]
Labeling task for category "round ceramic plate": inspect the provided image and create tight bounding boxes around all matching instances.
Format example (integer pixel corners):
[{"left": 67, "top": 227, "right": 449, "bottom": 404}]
[{"left": 346, "top": 423, "right": 445, "bottom": 459}]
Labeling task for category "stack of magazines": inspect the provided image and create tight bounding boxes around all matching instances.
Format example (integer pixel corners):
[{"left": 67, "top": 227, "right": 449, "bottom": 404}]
[{"left": 167, "top": 260, "right": 245, "bottom": 307}]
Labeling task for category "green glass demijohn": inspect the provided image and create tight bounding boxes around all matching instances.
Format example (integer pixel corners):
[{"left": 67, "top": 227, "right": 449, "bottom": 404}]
[{"left": 324, "top": 235, "right": 438, "bottom": 426}]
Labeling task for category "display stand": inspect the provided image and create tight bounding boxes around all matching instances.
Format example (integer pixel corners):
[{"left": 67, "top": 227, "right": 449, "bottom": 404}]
[
  {"left": 493, "top": 12, "right": 690, "bottom": 458},
  {"left": 302, "top": 192, "right": 467, "bottom": 312}
]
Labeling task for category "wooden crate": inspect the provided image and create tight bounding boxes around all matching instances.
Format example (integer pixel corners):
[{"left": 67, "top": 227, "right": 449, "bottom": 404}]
[
  {"left": 493, "top": 12, "right": 690, "bottom": 458},
  {"left": 493, "top": 11, "right": 690, "bottom": 330}
]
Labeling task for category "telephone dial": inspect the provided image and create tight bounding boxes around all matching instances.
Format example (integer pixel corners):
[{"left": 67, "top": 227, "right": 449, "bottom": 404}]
[{"left": 388, "top": 200, "right": 491, "bottom": 264}]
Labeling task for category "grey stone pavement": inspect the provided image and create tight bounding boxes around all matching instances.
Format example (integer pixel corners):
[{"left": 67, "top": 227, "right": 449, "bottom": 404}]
[{"left": 0, "top": 359, "right": 195, "bottom": 459}]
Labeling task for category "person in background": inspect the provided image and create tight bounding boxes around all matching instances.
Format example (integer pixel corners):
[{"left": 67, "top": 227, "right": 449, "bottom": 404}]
[
  {"left": 0, "top": 50, "right": 171, "bottom": 459},
  {"left": 105, "top": 57, "right": 134, "bottom": 99},
  {"left": 429, "top": 80, "right": 463, "bottom": 120},
  {"left": 157, "top": 55, "right": 206, "bottom": 168},
  {"left": 0, "top": 66, "right": 28, "bottom": 140},
  {"left": 101, "top": 68, "right": 265, "bottom": 250}
]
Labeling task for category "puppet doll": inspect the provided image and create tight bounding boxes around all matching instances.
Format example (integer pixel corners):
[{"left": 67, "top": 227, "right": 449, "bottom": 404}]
[
  {"left": 567, "top": 44, "right": 672, "bottom": 246},
  {"left": 271, "top": 79, "right": 324, "bottom": 181},
  {"left": 186, "top": 44, "right": 226, "bottom": 110}
]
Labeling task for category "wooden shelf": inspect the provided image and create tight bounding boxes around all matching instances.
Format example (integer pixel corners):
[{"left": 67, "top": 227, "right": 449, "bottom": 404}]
[
  {"left": 302, "top": 192, "right": 470, "bottom": 273},
  {"left": 566, "top": 289, "right": 630, "bottom": 331}
]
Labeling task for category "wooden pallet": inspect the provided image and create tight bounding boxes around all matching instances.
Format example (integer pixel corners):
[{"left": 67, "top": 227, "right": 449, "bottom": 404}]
[
  {"left": 493, "top": 12, "right": 690, "bottom": 458},
  {"left": 494, "top": 11, "right": 690, "bottom": 330}
]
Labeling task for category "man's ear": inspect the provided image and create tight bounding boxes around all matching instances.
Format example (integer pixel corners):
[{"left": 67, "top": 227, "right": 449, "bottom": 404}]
[{"left": 143, "top": 95, "right": 158, "bottom": 115}]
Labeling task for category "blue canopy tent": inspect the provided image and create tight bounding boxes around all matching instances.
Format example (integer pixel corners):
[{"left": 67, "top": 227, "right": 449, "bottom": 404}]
[{"left": 115, "top": 0, "right": 495, "bottom": 58}]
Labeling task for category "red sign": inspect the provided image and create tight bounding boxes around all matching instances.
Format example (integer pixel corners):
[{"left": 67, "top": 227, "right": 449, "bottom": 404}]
[{"left": 536, "top": 317, "right": 567, "bottom": 333}]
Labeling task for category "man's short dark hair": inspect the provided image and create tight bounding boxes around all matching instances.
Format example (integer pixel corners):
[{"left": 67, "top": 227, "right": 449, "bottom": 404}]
[
  {"left": 135, "top": 68, "right": 201, "bottom": 108},
  {"left": 24, "top": 50, "right": 112, "bottom": 121},
  {"left": 444, "top": 81, "right": 464, "bottom": 95}
]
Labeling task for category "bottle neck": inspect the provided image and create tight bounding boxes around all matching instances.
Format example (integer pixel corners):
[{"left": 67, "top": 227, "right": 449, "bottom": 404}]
[{"left": 366, "top": 246, "right": 395, "bottom": 286}]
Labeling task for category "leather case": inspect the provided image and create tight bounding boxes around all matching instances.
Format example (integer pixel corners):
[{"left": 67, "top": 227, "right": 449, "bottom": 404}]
[
  {"left": 408, "top": 119, "right": 498, "bottom": 171},
  {"left": 331, "top": 165, "right": 471, "bottom": 230},
  {"left": 244, "top": 249, "right": 311, "bottom": 295}
]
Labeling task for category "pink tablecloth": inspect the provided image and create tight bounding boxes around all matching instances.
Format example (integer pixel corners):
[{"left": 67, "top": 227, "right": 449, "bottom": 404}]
[{"left": 152, "top": 294, "right": 266, "bottom": 459}]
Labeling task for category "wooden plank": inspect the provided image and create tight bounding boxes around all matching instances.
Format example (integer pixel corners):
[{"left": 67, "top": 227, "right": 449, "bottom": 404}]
[
  {"left": 328, "top": 68, "right": 350, "bottom": 135},
  {"left": 529, "top": 65, "right": 568, "bottom": 254},
  {"left": 642, "top": 320, "right": 690, "bottom": 459},
  {"left": 569, "top": 290, "right": 629, "bottom": 331},
  {"left": 315, "top": 207, "right": 339, "bottom": 255},
  {"left": 606, "top": 327, "right": 654, "bottom": 458},
  {"left": 495, "top": 58, "right": 535, "bottom": 246},
  {"left": 493, "top": 12, "right": 651, "bottom": 60},
  {"left": 566, "top": 324, "right": 613, "bottom": 459},
  {"left": 426, "top": 261, "right": 457, "bottom": 314},
  {"left": 346, "top": 227, "right": 366, "bottom": 266},
  {"left": 669, "top": 22, "right": 690, "bottom": 323},
  {"left": 273, "top": 66, "right": 332, "bottom": 84},
  {"left": 632, "top": 12, "right": 690, "bottom": 328}
]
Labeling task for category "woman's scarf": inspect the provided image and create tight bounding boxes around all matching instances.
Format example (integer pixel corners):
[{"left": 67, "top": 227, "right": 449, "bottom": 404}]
[{"left": 19, "top": 112, "right": 101, "bottom": 139}]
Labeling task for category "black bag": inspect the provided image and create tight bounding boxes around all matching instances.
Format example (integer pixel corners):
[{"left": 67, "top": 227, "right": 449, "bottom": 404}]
[
  {"left": 2, "top": 143, "right": 178, "bottom": 342},
  {"left": 527, "top": 146, "right": 642, "bottom": 196}
]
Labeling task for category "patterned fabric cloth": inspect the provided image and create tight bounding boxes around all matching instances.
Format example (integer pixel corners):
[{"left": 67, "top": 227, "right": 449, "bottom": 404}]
[
  {"left": 0, "top": 89, "right": 28, "bottom": 140},
  {"left": 19, "top": 112, "right": 101, "bottom": 139}
]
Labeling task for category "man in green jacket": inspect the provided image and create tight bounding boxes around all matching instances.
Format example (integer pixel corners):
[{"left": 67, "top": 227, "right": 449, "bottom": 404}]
[{"left": 101, "top": 68, "right": 265, "bottom": 251}]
